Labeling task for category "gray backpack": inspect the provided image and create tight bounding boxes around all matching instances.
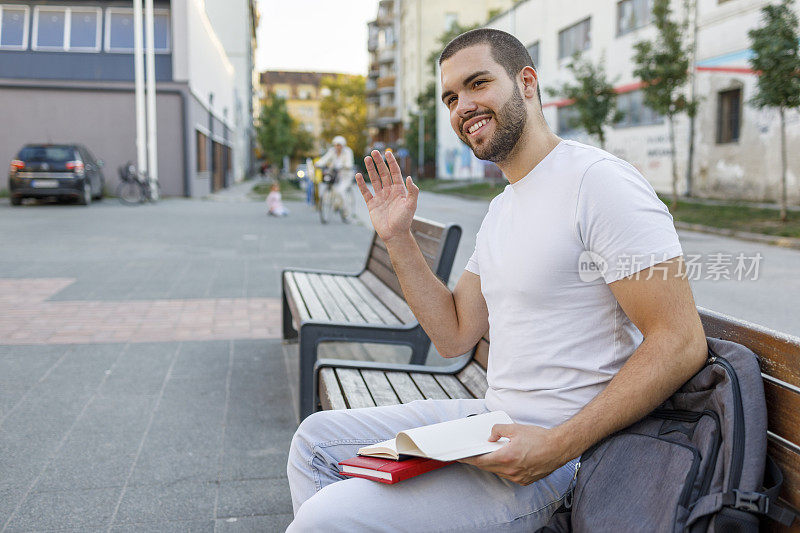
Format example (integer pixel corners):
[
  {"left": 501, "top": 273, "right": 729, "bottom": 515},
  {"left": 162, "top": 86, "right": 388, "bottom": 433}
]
[{"left": 539, "top": 337, "right": 797, "bottom": 532}]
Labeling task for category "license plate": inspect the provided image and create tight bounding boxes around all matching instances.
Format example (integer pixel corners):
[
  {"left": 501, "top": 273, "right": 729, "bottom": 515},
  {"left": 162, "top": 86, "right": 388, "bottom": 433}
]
[{"left": 32, "top": 180, "right": 58, "bottom": 188}]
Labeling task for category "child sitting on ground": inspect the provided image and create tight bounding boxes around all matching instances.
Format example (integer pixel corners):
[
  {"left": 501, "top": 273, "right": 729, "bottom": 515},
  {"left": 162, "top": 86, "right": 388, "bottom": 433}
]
[{"left": 267, "top": 183, "right": 289, "bottom": 217}]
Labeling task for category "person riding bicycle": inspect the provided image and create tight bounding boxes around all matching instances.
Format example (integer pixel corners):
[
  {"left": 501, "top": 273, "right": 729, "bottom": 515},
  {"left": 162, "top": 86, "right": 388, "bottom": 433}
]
[{"left": 315, "top": 135, "right": 354, "bottom": 201}]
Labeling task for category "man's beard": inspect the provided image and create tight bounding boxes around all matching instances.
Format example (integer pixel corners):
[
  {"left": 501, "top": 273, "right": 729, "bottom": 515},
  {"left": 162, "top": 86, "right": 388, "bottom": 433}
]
[{"left": 461, "top": 85, "right": 527, "bottom": 163}]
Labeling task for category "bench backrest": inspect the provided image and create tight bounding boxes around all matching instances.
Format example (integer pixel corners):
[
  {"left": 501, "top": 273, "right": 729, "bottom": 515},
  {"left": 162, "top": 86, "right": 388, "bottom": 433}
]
[
  {"left": 474, "top": 309, "right": 800, "bottom": 524},
  {"left": 698, "top": 307, "right": 800, "bottom": 527},
  {"left": 365, "top": 217, "right": 462, "bottom": 297}
]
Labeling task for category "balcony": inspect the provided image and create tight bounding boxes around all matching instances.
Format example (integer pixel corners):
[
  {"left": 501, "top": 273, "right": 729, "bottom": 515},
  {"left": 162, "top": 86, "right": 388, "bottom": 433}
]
[
  {"left": 377, "top": 75, "right": 395, "bottom": 89},
  {"left": 378, "top": 47, "right": 396, "bottom": 64},
  {"left": 378, "top": 106, "right": 397, "bottom": 119}
]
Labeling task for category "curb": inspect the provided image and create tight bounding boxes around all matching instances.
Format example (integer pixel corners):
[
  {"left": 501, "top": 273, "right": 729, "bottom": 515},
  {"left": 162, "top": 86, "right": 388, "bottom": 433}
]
[{"left": 674, "top": 222, "right": 800, "bottom": 250}]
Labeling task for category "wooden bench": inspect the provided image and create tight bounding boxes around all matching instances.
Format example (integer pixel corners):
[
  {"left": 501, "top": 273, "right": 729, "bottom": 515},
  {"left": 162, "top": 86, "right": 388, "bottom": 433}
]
[
  {"left": 314, "top": 307, "right": 800, "bottom": 530},
  {"left": 282, "top": 216, "right": 462, "bottom": 419}
]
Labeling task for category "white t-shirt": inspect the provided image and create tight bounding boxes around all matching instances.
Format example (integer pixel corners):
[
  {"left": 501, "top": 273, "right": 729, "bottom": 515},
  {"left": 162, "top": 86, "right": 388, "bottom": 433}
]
[{"left": 465, "top": 140, "right": 682, "bottom": 428}]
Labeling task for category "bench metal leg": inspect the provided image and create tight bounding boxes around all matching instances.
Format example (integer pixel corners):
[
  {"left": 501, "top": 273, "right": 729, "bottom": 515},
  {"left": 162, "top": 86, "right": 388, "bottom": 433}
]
[{"left": 282, "top": 288, "right": 298, "bottom": 340}]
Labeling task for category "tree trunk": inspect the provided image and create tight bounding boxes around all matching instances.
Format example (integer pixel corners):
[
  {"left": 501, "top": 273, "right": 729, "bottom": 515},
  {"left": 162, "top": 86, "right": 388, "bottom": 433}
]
[
  {"left": 669, "top": 115, "right": 678, "bottom": 211},
  {"left": 780, "top": 107, "right": 788, "bottom": 223}
]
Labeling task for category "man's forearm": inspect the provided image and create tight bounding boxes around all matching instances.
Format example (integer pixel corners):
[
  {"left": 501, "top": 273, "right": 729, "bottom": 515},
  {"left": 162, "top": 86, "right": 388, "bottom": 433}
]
[
  {"left": 551, "top": 329, "right": 707, "bottom": 463},
  {"left": 384, "top": 231, "right": 465, "bottom": 355}
]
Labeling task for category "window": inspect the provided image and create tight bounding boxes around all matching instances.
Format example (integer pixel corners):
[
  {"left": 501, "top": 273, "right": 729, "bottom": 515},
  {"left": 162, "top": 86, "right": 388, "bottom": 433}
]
[
  {"left": 526, "top": 41, "right": 540, "bottom": 68},
  {"left": 717, "top": 88, "right": 741, "bottom": 143},
  {"left": 557, "top": 105, "right": 581, "bottom": 135},
  {"left": 617, "top": 0, "right": 653, "bottom": 36},
  {"left": 615, "top": 90, "right": 662, "bottom": 127},
  {"left": 31, "top": 6, "right": 101, "bottom": 51},
  {"left": 69, "top": 9, "right": 101, "bottom": 50},
  {"left": 0, "top": 5, "right": 29, "bottom": 49},
  {"left": 274, "top": 87, "right": 290, "bottom": 99},
  {"left": 33, "top": 7, "right": 65, "bottom": 49},
  {"left": 196, "top": 130, "right": 208, "bottom": 172},
  {"left": 105, "top": 8, "right": 170, "bottom": 53},
  {"left": 558, "top": 18, "right": 591, "bottom": 59}
]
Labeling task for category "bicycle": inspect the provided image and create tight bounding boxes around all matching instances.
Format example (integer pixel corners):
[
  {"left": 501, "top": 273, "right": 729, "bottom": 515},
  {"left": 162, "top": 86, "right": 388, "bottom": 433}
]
[
  {"left": 116, "top": 162, "right": 160, "bottom": 205},
  {"left": 318, "top": 167, "right": 355, "bottom": 224}
]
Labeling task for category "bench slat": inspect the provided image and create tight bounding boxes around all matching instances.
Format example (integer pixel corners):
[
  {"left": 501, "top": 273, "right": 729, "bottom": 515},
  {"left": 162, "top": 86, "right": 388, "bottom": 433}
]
[
  {"left": 367, "top": 257, "right": 405, "bottom": 296},
  {"left": 336, "top": 368, "right": 376, "bottom": 409},
  {"left": 457, "top": 362, "right": 489, "bottom": 398},
  {"left": 345, "top": 277, "right": 401, "bottom": 325},
  {"left": 700, "top": 309, "right": 800, "bottom": 389},
  {"left": 320, "top": 274, "right": 364, "bottom": 323},
  {"left": 474, "top": 338, "right": 490, "bottom": 371},
  {"left": 283, "top": 272, "right": 311, "bottom": 326},
  {"left": 767, "top": 438, "right": 800, "bottom": 521},
  {"left": 385, "top": 371, "right": 425, "bottom": 403},
  {"left": 307, "top": 273, "right": 347, "bottom": 323},
  {"left": 373, "top": 238, "right": 438, "bottom": 270},
  {"left": 410, "top": 217, "right": 446, "bottom": 239},
  {"left": 332, "top": 276, "right": 383, "bottom": 324},
  {"left": 318, "top": 368, "right": 347, "bottom": 411},
  {"left": 764, "top": 379, "right": 800, "bottom": 449},
  {"left": 359, "top": 271, "right": 415, "bottom": 324},
  {"left": 434, "top": 374, "right": 476, "bottom": 399},
  {"left": 410, "top": 373, "right": 450, "bottom": 400},
  {"left": 291, "top": 272, "right": 329, "bottom": 321},
  {"left": 361, "top": 370, "right": 402, "bottom": 406}
]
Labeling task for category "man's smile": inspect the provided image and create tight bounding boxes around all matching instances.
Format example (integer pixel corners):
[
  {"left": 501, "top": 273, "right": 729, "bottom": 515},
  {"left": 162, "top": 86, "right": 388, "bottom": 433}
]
[{"left": 463, "top": 114, "right": 493, "bottom": 138}]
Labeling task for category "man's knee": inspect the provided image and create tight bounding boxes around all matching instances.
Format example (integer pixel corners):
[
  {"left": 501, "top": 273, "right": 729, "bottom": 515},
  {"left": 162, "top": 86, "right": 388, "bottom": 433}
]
[{"left": 287, "top": 480, "right": 378, "bottom": 532}]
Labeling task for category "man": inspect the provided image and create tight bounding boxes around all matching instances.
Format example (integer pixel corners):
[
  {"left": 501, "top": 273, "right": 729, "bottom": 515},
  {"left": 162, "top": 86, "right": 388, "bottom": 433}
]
[
  {"left": 316, "top": 135, "right": 355, "bottom": 201},
  {"left": 286, "top": 29, "right": 707, "bottom": 531}
]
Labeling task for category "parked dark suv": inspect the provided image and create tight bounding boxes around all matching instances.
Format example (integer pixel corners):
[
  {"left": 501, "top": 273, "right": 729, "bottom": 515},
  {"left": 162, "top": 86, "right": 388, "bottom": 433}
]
[{"left": 8, "top": 144, "right": 105, "bottom": 206}]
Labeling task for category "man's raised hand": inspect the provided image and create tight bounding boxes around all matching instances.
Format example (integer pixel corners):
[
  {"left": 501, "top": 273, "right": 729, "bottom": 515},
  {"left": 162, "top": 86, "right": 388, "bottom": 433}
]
[{"left": 355, "top": 150, "right": 420, "bottom": 245}]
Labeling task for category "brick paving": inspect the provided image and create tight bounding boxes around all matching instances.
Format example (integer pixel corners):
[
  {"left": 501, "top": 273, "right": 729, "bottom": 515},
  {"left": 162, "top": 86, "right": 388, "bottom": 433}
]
[{"left": 0, "top": 278, "right": 281, "bottom": 345}]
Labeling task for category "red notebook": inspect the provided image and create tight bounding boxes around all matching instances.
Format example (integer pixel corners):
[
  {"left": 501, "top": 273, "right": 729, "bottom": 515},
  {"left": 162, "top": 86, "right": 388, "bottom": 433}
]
[{"left": 338, "top": 456, "right": 453, "bottom": 484}]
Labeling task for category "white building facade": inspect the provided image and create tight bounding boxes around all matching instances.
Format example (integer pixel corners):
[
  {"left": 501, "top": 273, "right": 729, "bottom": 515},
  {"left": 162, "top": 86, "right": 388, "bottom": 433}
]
[{"left": 436, "top": 0, "right": 800, "bottom": 204}]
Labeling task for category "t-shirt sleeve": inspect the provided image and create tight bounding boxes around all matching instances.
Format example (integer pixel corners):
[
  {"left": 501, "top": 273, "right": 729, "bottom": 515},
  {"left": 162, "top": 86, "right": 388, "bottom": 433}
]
[
  {"left": 575, "top": 159, "right": 683, "bottom": 284},
  {"left": 465, "top": 195, "right": 502, "bottom": 276},
  {"left": 465, "top": 245, "right": 480, "bottom": 275}
]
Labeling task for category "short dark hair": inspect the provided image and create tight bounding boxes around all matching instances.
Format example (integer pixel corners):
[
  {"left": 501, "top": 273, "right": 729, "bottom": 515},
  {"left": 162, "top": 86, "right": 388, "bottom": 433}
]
[{"left": 439, "top": 28, "right": 541, "bottom": 103}]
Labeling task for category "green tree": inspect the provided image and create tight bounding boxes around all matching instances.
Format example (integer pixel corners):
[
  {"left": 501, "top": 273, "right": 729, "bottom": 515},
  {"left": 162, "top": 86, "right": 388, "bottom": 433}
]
[
  {"left": 546, "top": 53, "right": 622, "bottom": 150},
  {"left": 319, "top": 74, "right": 367, "bottom": 157},
  {"left": 291, "top": 121, "right": 315, "bottom": 161},
  {"left": 748, "top": 0, "right": 800, "bottom": 222},
  {"left": 256, "top": 94, "right": 296, "bottom": 166},
  {"left": 633, "top": 0, "right": 697, "bottom": 210}
]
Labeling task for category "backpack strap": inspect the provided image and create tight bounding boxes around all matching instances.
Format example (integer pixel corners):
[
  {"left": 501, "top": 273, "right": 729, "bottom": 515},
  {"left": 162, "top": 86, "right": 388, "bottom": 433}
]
[{"left": 686, "top": 456, "right": 797, "bottom": 527}]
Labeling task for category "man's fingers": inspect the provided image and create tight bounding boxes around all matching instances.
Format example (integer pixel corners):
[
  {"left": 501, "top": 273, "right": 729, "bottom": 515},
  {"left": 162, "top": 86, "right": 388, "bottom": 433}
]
[
  {"left": 355, "top": 173, "right": 373, "bottom": 203},
  {"left": 386, "top": 151, "right": 404, "bottom": 187},
  {"left": 371, "top": 150, "right": 393, "bottom": 190},
  {"left": 406, "top": 176, "right": 419, "bottom": 202},
  {"left": 364, "top": 156, "right": 382, "bottom": 193},
  {"left": 489, "top": 424, "right": 515, "bottom": 442}
]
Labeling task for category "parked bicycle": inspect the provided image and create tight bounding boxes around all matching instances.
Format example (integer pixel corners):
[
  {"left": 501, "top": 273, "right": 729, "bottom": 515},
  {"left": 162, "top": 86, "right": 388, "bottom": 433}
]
[
  {"left": 116, "top": 162, "right": 160, "bottom": 205},
  {"left": 318, "top": 167, "right": 355, "bottom": 224}
]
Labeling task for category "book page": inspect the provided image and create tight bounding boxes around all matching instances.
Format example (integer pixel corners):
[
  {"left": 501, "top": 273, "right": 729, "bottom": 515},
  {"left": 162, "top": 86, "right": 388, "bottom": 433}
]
[
  {"left": 395, "top": 411, "right": 512, "bottom": 461},
  {"left": 358, "top": 438, "right": 403, "bottom": 460}
]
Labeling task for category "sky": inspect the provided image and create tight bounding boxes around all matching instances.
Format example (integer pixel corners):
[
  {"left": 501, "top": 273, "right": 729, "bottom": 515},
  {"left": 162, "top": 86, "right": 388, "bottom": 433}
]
[{"left": 256, "top": 0, "right": 381, "bottom": 75}]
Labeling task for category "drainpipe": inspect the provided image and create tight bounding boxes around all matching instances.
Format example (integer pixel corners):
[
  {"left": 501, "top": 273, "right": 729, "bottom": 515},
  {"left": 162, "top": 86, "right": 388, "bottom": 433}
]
[
  {"left": 133, "top": 0, "right": 147, "bottom": 177},
  {"left": 685, "top": 0, "right": 699, "bottom": 197},
  {"left": 145, "top": 0, "right": 159, "bottom": 199}
]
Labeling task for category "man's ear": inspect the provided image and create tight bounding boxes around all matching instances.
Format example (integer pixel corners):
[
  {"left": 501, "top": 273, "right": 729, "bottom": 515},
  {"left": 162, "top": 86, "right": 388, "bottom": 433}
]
[{"left": 519, "top": 66, "right": 538, "bottom": 100}]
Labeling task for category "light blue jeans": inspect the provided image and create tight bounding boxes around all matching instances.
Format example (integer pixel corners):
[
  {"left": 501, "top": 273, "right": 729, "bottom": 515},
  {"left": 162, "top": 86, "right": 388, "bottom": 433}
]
[{"left": 286, "top": 399, "right": 579, "bottom": 532}]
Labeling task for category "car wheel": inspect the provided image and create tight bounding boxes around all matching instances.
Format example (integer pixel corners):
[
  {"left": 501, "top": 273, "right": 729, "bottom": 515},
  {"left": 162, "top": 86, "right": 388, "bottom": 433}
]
[
  {"left": 78, "top": 181, "right": 92, "bottom": 206},
  {"left": 10, "top": 196, "right": 22, "bottom": 206}
]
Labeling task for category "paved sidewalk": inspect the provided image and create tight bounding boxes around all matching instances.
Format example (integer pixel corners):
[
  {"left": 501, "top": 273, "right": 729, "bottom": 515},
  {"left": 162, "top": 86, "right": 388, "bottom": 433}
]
[{"left": 0, "top": 195, "right": 373, "bottom": 531}]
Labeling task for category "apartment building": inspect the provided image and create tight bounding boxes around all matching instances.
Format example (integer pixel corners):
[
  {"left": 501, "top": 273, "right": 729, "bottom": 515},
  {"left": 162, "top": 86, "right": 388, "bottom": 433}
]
[
  {"left": 259, "top": 70, "right": 344, "bottom": 155},
  {"left": 436, "top": 0, "right": 800, "bottom": 204},
  {"left": 0, "top": 0, "right": 256, "bottom": 197},
  {"left": 366, "top": 0, "right": 402, "bottom": 147}
]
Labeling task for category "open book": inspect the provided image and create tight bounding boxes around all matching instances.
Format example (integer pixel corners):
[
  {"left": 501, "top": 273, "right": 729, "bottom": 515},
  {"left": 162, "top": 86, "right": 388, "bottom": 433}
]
[{"left": 357, "top": 411, "right": 513, "bottom": 462}]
